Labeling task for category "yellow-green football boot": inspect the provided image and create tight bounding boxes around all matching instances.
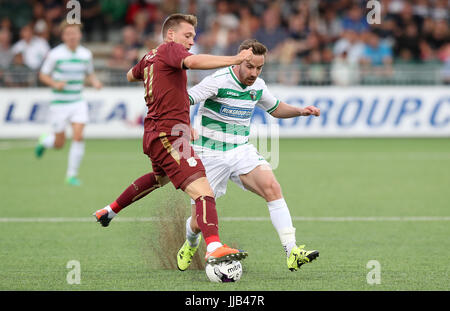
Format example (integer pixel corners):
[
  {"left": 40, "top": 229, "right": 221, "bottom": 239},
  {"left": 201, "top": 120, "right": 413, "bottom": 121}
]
[
  {"left": 287, "top": 245, "right": 319, "bottom": 271},
  {"left": 177, "top": 238, "right": 201, "bottom": 271}
]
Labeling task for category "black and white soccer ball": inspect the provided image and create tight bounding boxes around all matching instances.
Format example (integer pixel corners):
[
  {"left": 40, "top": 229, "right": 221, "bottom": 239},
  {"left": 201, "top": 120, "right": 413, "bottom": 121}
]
[{"left": 205, "top": 260, "right": 243, "bottom": 283}]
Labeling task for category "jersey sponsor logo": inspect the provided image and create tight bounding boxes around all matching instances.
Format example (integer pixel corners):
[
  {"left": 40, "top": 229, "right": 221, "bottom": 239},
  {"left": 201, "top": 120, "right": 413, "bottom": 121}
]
[
  {"left": 187, "top": 157, "right": 197, "bottom": 167},
  {"left": 226, "top": 91, "right": 240, "bottom": 97},
  {"left": 219, "top": 104, "right": 253, "bottom": 119}
]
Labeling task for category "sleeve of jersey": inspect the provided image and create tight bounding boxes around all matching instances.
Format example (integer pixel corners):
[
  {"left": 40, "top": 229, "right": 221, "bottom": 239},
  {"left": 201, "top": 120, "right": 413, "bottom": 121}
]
[
  {"left": 188, "top": 75, "right": 219, "bottom": 105},
  {"left": 40, "top": 51, "right": 55, "bottom": 75},
  {"left": 257, "top": 82, "right": 280, "bottom": 114},
  {"left": 161, "top": 42, "right": 193, "bottom": 69},
  {"left": 131, "top": 56, "right": 145, "bottom": 80}
]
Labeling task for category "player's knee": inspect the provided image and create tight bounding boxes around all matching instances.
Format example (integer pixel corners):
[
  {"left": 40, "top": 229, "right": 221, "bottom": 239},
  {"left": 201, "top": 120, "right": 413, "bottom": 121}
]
[{"left": 261, "top": 179, "right": 282, "bottom": 200}]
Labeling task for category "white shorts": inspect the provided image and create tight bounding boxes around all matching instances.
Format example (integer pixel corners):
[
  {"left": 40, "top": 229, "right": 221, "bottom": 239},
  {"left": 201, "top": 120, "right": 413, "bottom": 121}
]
[
  {"left": 49, "top": 101, "right": 89, "bottom": 133},
  {"left": 191, "top": 143, "right": 270, "bottom": 203}
]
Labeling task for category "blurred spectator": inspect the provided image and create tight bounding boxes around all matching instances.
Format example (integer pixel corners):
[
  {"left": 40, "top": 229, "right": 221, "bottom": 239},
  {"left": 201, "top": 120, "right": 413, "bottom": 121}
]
[
  {"left": 42, "top": 0, "right": 64, "bottom": 26},
  {"left": 428, "top": 20, "right": 449, "bottom": 51},
  {"left": 79, "top": 0, "right": 107, "bottom": 42},
  {"left": 360, "top": 31, "right": 393, "bottom": 76},
  {"left": 333, "top": 29, "right": 365, "bottom": 65},
  {"left": 122, "top": 25, "right": 143, "bottom": 65},
  {"left": 254, "top": 5, "right": 288, "bottom": 53},
  {"left": 100, "top": 0, "right": 128, "bottom": 29},
  {"left": 133, "top": 10, "right": 154, "bottom": 44},
  {"left": 394, "top": 23, "right": 421, "bottom": 62},
  {"left": 11, "top": 24, "right": 50, "bottom": 70},
  {"left": 0, "top": 0, "right": 32, "bottom": 35},
  {"left": 31, "top": 2, "right": 49, "bottom": 41},
  {"left": 0, "top": 28, "right": 13, "bottom": 69},
  {"left": 316, "top": 7, "right": 342, "bottom": 44},
  {"left": 331, "top": 48, "right": 360, "bottom": 86},
  {"left": 125, "top": 0, "right": 159, "bottom": 26},
  {"left": 42, "top": 0, "right": 64, "bottom": 46},
  {"left": 431, "top": 0, "right": 449, "bottom": 21},
  {"left": 341, "top": 4, "right": 369, "bottom": 33},
  {"left": 305, "top": 48, "right": 329, "bottom": 85},
  {"left": 3, "top": 53, "right": 35, "bottom": 87},
  {"left": 237, "top": 5, "right": 260, "bottom": 40},
  {"left": 198, "top": 0, "right": 240, "bottom": 55},
  {"left": 106, "top": 44, "right": 132, "bottom": 70}
]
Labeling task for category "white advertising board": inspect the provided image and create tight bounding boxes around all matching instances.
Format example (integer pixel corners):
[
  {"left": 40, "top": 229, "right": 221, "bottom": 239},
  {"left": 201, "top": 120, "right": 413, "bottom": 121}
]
[{"left": 0, "top": 86, "right": 449, "bottom": 138}]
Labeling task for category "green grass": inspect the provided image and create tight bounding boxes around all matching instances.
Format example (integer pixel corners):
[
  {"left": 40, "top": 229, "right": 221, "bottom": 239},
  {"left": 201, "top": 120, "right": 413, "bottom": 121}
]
[{"left": 0, "top": 138, "right": 449, "bottom": 290}]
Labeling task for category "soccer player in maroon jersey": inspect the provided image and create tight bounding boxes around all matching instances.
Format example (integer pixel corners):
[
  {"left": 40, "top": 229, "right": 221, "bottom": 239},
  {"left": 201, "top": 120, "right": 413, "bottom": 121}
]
[{"left": 93, "top": 14, "right": 253, "bottom": 264}]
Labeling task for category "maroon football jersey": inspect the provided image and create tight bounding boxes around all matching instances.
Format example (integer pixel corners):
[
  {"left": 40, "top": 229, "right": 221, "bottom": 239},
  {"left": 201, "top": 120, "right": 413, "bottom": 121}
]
[{"left": 132, "top": 41, "right": 193, "bottom": 135}]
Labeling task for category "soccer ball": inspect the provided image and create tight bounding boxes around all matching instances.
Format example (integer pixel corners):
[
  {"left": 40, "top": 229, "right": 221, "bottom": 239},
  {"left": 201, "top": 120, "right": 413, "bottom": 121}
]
[{"left": 205, "top": 260, "right": 243, "bottom": 283}]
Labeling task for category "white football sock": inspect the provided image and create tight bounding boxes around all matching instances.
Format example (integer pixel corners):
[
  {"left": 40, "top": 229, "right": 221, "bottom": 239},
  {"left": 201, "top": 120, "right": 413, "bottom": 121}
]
[
  {"left": 186, "top": 216, "right": 201, "bottom": 247},
  {"left": 42, "top": 133, "right": 55, "bottom": 148},
  {"left": 105, "top": 205, "right": 116, "bottom": 219},
  {"left": 66, "top": 140, "right": 85, "bottom": 178},
  {"left": 206, "top": 241, "right": 222, "bottom": 253},
  {"left": 267, "top": 198, "right": 297, "bottom": 257}
]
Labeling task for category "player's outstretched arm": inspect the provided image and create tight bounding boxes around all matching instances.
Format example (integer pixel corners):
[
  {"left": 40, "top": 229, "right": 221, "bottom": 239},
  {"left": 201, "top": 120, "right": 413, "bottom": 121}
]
[
  {"left": 183, "top": 48, "right": 253, "bottom": 70},
  {"left": 270, "top": 101, "right": 320, "bottom": 118}
]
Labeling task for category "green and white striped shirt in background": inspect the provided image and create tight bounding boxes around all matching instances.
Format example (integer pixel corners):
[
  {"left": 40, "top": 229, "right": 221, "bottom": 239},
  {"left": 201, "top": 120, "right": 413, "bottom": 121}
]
[
  {"left": 188, "top": 66, "right": 280, "bottom": 151},
  {"left": 40, "top": 44, "right": 94, "bottom": 105}
]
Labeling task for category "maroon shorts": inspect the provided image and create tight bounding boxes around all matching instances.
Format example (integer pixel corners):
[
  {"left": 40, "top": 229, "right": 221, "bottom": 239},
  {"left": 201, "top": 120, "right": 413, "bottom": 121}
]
[{"left": 143, "top": 131, "right": 205, "bottom": 190}]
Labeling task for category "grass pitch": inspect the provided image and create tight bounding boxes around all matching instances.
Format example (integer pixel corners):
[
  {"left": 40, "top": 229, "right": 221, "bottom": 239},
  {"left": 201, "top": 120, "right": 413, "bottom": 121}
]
[{"left": 0, "top": 138, "right": 449, "bottom": 291}]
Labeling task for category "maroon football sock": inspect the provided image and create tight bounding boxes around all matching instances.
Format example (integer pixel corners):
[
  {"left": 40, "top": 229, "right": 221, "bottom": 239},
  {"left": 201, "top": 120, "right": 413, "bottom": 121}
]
[
  {"left": 195, "top": 196, "right": 220, "bottom": 245},
  {"left": 111, "top": 173, "right": 159, "bottom": 213}
]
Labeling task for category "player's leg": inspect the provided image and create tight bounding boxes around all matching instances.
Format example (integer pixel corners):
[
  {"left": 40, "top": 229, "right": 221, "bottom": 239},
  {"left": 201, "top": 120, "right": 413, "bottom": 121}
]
[
  {"left": 153, "top": 133, "right": 246, "bottom": 265},
  {"left": 183, "top": 177, "right": 248, "bottom": 264},
  {"left": 65, "top": 101, "right": 89, "bottom": 185},
  {"left": 177, "top": 152, "right": 232, "bottom": 270},
  {"left": 94, "top": 131, "right": 170, "bottom": 226},
  {"left": 176, "top": 202, "right": 202, "bottom": 271},
  {"left": 35, "top": 104, "right": 67, "bottom": 157},
  {"left": 238, "top": 164, "right": 319, "bottom": 271},
  {"left": 65, "top": 122, "right": 84, "bottom": 186},
  {"left": 94, "top": 172, "right": 169, "bottom": 227}
]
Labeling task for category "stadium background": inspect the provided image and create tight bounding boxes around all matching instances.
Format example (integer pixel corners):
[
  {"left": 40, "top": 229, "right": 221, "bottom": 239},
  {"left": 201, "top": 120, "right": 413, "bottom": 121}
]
[{"left": 0, "top": 0, "right": 449, "bottom": 291}]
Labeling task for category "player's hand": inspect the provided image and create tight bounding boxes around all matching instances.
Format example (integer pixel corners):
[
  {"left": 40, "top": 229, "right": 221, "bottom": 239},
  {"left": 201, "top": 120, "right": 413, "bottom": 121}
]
[
  {"left": 190, "top": 127, "right": 199, "bottom": 141},
  {"left": 301, "top": 106, "right": 320, "bottom": 116},
  {"left": 53, "top": 81, "right": 66, "bottom": 90},
  {"left": 92, "top": 79, "right": 103, "bottom": 90},
  {"left": 235, "top": 48, "right": 253, "bottom": 64}
]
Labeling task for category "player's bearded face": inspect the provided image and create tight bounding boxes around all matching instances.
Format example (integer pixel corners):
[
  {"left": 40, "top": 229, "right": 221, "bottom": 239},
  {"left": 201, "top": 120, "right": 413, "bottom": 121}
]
[
  {"left": 172, "top": 22, "right": 196, "bottom": 51},
  {"left": 239, "top": 54, "right": 265, "bottom": 86}
]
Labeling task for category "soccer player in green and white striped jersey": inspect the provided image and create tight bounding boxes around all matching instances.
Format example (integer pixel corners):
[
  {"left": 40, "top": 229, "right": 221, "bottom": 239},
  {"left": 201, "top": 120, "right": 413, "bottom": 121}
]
[
  {"left": 177, "top": 39, "right": 321, "bottom": 272},
  {"left": 35, "top": 21, "right": 102, "bottom": 186}
]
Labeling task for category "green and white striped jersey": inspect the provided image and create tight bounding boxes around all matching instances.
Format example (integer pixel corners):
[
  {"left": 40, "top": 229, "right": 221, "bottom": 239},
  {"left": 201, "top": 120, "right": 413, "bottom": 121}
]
[
  {"left": 40, "top": 44, "right": 94, "bottom": 105},
  {"left": 188, "top": 66, "right": 280, "bottom": 151}
]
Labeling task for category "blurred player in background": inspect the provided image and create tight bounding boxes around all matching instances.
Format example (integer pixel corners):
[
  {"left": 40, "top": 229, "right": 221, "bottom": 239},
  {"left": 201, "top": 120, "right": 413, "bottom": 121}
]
[
  {"left": 35, "top": 21, "right": 102, "bottom": 186},
  {"left": 94, "top": 14, "right": 254, "bottom": 264},
  {"left": 176, "top": 39, "right": 321, "bottom": 272}
]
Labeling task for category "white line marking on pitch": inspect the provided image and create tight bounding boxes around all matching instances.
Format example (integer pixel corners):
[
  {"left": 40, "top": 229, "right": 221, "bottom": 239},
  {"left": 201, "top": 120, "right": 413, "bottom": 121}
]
[
  {"left": 0, "top": 216, "right": 449, "bottom": 223},
  {"left": 0, "top": 141, "right": 36, "bottom": 151}
]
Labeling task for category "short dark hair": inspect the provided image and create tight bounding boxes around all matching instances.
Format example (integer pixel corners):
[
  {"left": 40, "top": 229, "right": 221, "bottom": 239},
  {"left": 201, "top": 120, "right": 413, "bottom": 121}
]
[
  {"left": 161, "top": 14, "right": 197, "bottom": 38},
  {"left": 238, "top": 39, "right": 267, "bottom": 56}
]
